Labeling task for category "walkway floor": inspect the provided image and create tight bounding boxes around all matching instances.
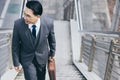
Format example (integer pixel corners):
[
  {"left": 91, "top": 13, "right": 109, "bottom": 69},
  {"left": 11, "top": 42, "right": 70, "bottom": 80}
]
[{"left": 15, "top": 21, "right": 84, "bottom": 80}]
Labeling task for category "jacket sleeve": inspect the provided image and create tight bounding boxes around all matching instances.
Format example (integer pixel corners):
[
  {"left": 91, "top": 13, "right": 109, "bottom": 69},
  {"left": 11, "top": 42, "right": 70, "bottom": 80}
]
[
  {"left": 12, "top": 21, "right": 21, "bottom": 67},
  {"left": 48, "top": 19, "right": 56, "bottom": 57}
]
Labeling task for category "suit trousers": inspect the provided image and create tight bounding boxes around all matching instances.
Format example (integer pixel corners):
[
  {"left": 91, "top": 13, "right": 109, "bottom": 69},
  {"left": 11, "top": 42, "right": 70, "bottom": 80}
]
[{"left": 22, "top": 57, "right": 46, "bottom": 80}]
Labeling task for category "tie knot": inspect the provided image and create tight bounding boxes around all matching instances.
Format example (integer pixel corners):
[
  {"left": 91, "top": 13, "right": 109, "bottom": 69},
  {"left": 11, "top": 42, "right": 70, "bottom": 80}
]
[{"left": 32, "top": 25, "right": 36, "bottom": 29}]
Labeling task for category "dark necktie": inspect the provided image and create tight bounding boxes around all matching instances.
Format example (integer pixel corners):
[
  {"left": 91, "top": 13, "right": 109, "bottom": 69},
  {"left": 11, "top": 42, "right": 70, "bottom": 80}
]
[{"left": 32, "top": 25, "right": 36, "bottom": 38}]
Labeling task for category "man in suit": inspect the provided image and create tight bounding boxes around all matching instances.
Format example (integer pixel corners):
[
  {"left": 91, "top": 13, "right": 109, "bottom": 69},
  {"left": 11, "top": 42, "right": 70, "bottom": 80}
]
[{"left": 12, "top": 1, "right": 56, "bottom": 80}]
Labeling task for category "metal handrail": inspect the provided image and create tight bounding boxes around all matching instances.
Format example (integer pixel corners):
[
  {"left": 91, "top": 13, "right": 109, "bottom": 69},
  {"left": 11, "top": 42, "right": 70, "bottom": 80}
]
[
  {"left": 74, "top": 0, "right": 83, "bottom": 30},
  {"left": 79, "top": 32, "right": 120, "bottom": 80},
  {"left": 80, "top": 31, "right": 120, "bottom": 37},
  {"left": 20, "top": 0, "right": 28, "bottom": 18},
  {"left": 104, "top": 40, "right": 120, "bottom": 80}
]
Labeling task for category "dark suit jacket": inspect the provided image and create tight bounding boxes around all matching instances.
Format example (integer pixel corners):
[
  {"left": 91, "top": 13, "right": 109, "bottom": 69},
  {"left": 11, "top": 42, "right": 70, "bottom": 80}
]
[{"left": 12, "top": 15, "right": 56, "bottom": 67}]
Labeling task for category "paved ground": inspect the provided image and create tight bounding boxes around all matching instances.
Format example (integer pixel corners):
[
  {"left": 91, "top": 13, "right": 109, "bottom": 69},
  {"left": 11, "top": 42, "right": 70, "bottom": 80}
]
[{"left": 14, "top": 21, "right": 85, "bottom": 80}]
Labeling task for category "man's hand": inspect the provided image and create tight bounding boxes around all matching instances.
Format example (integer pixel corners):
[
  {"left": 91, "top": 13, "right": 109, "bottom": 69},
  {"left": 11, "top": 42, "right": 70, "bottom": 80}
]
[
  {"left": 14, "top": 66, "right": 21, "bottom": 72},
  {"left": 49, "top": 56, "right": 54, "bottom": 62}
]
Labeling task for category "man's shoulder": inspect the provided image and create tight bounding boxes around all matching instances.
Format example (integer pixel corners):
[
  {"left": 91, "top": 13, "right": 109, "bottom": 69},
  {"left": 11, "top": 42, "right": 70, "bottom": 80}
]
[{"left": 14, "top": 18, "right": 24, "bottom": 24}]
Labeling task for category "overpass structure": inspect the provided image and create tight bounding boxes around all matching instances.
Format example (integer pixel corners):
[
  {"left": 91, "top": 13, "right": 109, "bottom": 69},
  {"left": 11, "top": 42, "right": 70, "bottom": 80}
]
[{"left": 0, "top": 0, "right": 120, "bottom": 80}]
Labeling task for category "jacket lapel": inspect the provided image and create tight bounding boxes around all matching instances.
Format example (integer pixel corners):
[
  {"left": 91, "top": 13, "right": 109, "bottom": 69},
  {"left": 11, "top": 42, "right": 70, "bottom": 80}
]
[
  {"left": 25, "top": 24, "right": 34, "bottom": 48},
  {"left": 34, "top": 16, "right": 46, "bottom": 48},
  {"left": 35, "top": 23, "right": 44, "bottom": 47}
]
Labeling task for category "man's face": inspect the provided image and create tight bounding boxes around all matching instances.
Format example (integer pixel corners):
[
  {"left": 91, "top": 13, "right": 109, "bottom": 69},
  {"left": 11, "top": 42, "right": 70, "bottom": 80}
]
[{"left": 23, "top": 7, "right": 40, "bottom": 24}]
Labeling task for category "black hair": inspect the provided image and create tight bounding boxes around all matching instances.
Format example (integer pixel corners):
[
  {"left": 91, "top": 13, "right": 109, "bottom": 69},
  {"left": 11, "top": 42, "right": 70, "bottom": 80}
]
[{"left": 26, "top": 1, "right": 43, "bottom": 16}]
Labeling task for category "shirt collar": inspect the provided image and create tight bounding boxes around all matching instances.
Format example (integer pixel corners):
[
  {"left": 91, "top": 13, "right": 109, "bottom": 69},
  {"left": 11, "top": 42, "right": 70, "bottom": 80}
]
[{"left": 29, "top": 18, "right": 40, "bottom": 29}]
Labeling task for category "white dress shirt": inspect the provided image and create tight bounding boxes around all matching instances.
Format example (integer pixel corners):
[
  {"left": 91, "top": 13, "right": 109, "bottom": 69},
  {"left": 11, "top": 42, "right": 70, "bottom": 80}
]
[{"left": 29, "top": 18, "right": 41, "bottom": 36}]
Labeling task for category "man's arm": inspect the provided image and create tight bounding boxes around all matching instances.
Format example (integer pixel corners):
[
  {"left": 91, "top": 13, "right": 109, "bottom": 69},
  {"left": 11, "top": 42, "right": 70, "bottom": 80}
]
[
  {"left": 48, "top": 19, "right": 56, "bottom": 57},
  {"left": 12, "top": 21, "right": 21, "bottom": 68}
]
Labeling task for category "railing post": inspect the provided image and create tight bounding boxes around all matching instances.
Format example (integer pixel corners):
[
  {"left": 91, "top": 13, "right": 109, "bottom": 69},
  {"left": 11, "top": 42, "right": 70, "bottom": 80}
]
[
  {"left": 104, "top": 40, "right": 115, "bottom": 80},
  {"left": 88, "top": 35, "right": 96, "bottom": 72},
  {"left": 80, "top": 35, "right": 85, "bottom": 62}
]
